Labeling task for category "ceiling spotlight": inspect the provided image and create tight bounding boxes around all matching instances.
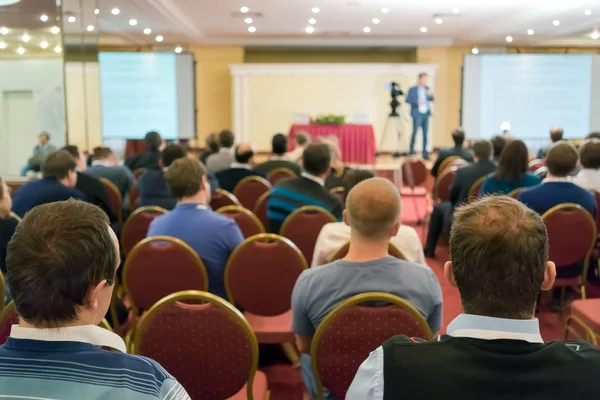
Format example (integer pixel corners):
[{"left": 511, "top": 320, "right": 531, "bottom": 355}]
[
  {"left": 40, "top": 14, "right": 48, "bottom": 22},
  {"left": 16, "top": 47, "right": 25, "bottom": 55},
  {"left": 311, "top": 7, "right": 320, "bottom": 13},
  {"left": 372, "top": 18, "right": 380, "bottom": 24},
  {"left": 155, "top": 35, "right": 164, "bottom": 42},
  {"left": 21, "top": 33, "right": 30, "bottom": 42},
  {"left": 308, "top": 18, "right": 316, "bottom": 24},
  {"left": 94, "top": 8, "right": 99, "bottom": 15},
  {"left": 240, "top": 6, "right": 249, "bottom": 13},
  {"left": 174, "top": 46, "right": 182, "bottom": 53},
  {"left": 305, "top": 26, "right": 315, "bottom": 34},
  {"left": 129, "top": 19, "right": 137, "bottom": 26},
  {"left": 54, "top": 45, "right": 62, "bottom": 53},
  {"left": 420, "top": 26, "right": 428, "bottom": 33},
  {"left": 381, "top": 8, "right": 390, "bottom": 13},
  {"left": 527, "top": 29, "right": 534, "bottom": 35},
  {"left": 472, "top": 47, "right": 479, "bottom": 55},
  {"left": 87, "top": 25, "right": 94, "bottom": 32},
  {"left": 50, "top": 26, "right": 60, "bottom": 34},
  {"left": 245, "top": 17, "right": 253, "bottom": 24},
  {"left": 0, "top": 41, "right": 5, "bottom": 49},
  {"left": 143, "top": 28, "right": 152, "bottom": 35},
  {"left": 585, "top": 9, "right": 592, "bottom": 16},
  {"left": 40, "top": 40, "right": 48, "bottom": 49},
  {"left": 435, "top": 17, "right": 443, "bottom": 24},
  {"left": 505, "top": 35, "right": 513, "bottom": 42},
  {"left": 248, "top": 26, "right": 256, "bottom": 33},
  {"left": 553, "top": 20, "right": 560, "bottom": 26},
  {"left": 0, "top": 27, "right": 8, "bottom": 35},
  {"left": 68, "top": 16, "right": 76, "bottom": 23},
  {"left": 452, "top": 8, "right": 460, "bottom": 14},
  {"left": 111, "top": 8, "right": 120, "bottom": 15},
  {"left": 363, "top": 26, "right": 371, "bottom": 33},
  {"left": 592, "top": 31, "right": 600, "bottom": 40}
]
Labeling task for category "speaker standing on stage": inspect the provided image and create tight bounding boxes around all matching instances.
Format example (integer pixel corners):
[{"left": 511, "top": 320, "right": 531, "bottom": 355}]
[{"left": 406, "top": 73, "right": 434, "bottom": 160}]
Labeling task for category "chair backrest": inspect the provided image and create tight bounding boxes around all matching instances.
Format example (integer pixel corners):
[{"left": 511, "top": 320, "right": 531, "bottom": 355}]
[
  {"left": 132, "top": 168, "right": 147, "bottom": 179},
  {"left": 134, "top": 291, "right": 259, "bottom": 400},
  {"left": 268, "top": 167, "right": 296, "bottom": 185},
  {"left": 507, "top": 187, "right": 526, "bottom": 199},
  {"left": 209, "top": 188, "right": 241, "bottom": 211},
  {"left": 99, "top": 177, "right": 123, "bottom": 222},
  {"left": 330, "top": 186, "right": 345, "bottom": 206},
  {"left": 253, "top": 191, "right": 270, "bottom": 231},
  {"left": 280, "top": 206, "right": 337, "bottom": 266},
  {"left": 468, "top": 176, "right": 486, "bottom": 202},
  {"left": 0, "top": 302, "right": 18, "bottom": 345},
  {"left": 216, "top": 206, "right": 265, "bottom": 238},
  {"left": 593, "top": 191, "right": 600, "bottom": 232},
  {"left": 433, "top": 166, "right": 457, "bottom": 202},
  {"left": 129, "top": 185, "right": 140, "bottom": 210},
  {"left": 401, "top": 158, "right": 428, "bottom": 188},
  {"left": 437, "top": 156, "right": 461, "bottom": 176},
  {"left": 311, "top": 292, "right": 433, "bottom": 400},
  {"left": 533, "top": 166, "right": 548, "bottom": 180},
  {"left": 225, "top": 234, "right": 307, "bottom": 316},
  {"left": 233, "top": 176, "right": 272, "bottom": 210},
  {"left": 0, "top": 270, "right": 5, "bottom": 312},
  {"left": 542, "top": 203, "right": 596, "bottom": 271},
  {"left": 450, "top": 158, "right": 470, "bottom": 169},
  {"left": 121, "top": 206, "right": 167, "bottom": 254},
  {"left": 528, "top": 159, "right": 545, "bottom": 172},
  {"left": 123, "top": 236, "right": 209, "bottom": 312},
  {"left": 329, "top": 241, "right": 406, "bottom": 263}
]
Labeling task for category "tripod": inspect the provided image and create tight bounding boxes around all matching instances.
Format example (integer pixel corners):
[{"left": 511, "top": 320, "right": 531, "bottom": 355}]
[{"left": 377, "top": 114, "right": 407, "bottom": 159}]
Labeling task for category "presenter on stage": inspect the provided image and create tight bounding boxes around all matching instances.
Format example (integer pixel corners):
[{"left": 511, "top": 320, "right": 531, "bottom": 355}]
[{"left": 406, "top": 73, "right": 434, "bottom": 160}]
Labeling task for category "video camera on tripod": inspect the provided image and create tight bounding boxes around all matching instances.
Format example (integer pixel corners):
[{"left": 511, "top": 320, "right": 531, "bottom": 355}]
[{"left": 384, "top": 81, "right": 404, "bottom": 117}]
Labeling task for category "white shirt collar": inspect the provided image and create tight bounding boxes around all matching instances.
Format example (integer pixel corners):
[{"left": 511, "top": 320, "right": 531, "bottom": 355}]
[
  {"left": 268, "top": 155, "right": 289, "bottom": 161},
  {"left": 91, "top": 160, "right": 111, "bottom": 167},
  {"left": 10, "top": 324, "right": 127, "bottom": 352},
  {"left": 219, "top": 147, "right": 234, "bottom": 154},
  {"left": 543, "top": 176, "right": 571, "bottom": 183},
  {"left": 231, "top": 162, "right": 251, "bottom": 170},
  {"left": 301, "top": 172, "right": 325, "bottom": 186},
  {"left": 446, "top": 314, "right": 544, "bottom": 343}
]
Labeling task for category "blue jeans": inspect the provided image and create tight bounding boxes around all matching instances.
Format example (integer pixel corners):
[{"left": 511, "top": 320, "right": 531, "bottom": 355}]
[
  {"left": 409, "top": 113, "right": 429, "bottom": 156},
  {"left": 300, "top": 353, "right": 336, "bottom": 400}
]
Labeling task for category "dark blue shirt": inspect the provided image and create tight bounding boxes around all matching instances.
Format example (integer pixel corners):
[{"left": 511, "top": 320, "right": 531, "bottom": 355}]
[
  {"left": 12, "top": 178, "right": 84, "bottom": 218},
  {"left": 147, "top": 203, "right": 244, "bottom": 298},
  {"left": 518, "top": 181, "right": 596, "bottom": 216}
]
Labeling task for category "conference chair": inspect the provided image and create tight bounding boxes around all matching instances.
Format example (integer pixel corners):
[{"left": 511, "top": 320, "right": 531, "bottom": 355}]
[
  {"left": 99, "top": 177, "right": 123, "bottom": 223},
  {"left": 449, "top": 158, "right": 470, "bottom": 169},
  {"left": 329, "top": 241, "right": 406, "bottom": 263},
  {"left": 280, "top": 206, "right": 337, "bottom": 266},
  {"left": 542, "top": 203, "right": 596, "bottom": 314},
  {"left": 98, "top": 318, "right": 114, "bottom": 332},
  {"left": 134, "top": 291, "right": 268, "bottom": 400},
  {"left": 0, "top": 271, "right": 5, "bottom": 312},
  {"left": 400, "top": 158, "right": 431, "bottom": 226},
  {"left": 210, "top": 188, "right": 241, "bottom": 211},
  {"left": 0, "top": 301, "right": 17, "bottom": 345},
  {"left": 216, "top": 206, "right": 265, "bottom": 238},
  {"left": 468, "top": 176, "right": 486, "bottom": 202},
  {"left": 311, "top": 292, "right": 434, "bottom": 400},
  {"left": 528, "top": 159, "right": 545, "bottom": 172},
  {"left": 129, "top": 185, "right": 140, "bottom": 210},
  {"left": 564, "top": 299, "right": 599, "bottom": 347},
  {"left": 507, "top": 187, "right": 527, "bottom": 199},
  {"left": 330, "top": 186, "right": 345, "bottom": 206},
  {"left": 132, "top": 168, "right": 147, "bottom": 179},
  {"left": 437, "top": 155, "right": 461, "bottom": 177},
  {"left": 253, "top": 191, "right": 270, "bottom": 231},
  {"left": 433, "top": 166, "right": 458, "bottom": 203},
  {"left": 233, "top": 176, "right": 272, "bottom": 210},
  {"left": 268, "top": 167, "right": 296, "bottom": 185},
  {"left": 120, "top": 206, "right": 167, "bottom": 255},
  {"left": 533, "top": 166, "right": 548, "bottom": 180}
]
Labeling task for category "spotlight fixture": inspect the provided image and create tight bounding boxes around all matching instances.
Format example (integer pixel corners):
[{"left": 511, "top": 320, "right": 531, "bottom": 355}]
[
  {"left": 111, "top": 8, "right": 120, "bottom": 15},
  {"left": 155, "top": 35, "right": 164, "bottom": 42},
  {"left": 420, "top": 26, "right": 428, "bottom": 33},
  {"left": 452, "top": 8, "right": 460, "bottom": 14},
  {"left": 67, "top": 16, "right": 76, "bottom": 23},
  {"left": 129, "top": 19, "right": 137, "bottom": 26},
  {"left": 305, "top": 26, "right": 315, "bottom": 34},
  {"left": 16, "top": 47, "right": 25, "bottom": 55},
  {"left": 592, "top": 31, "right": 600, "bottom": 40},
  {"left": 311, "top": 7, "right": 320, "bottom": 13},
  {"left": 40, "top": 14, "right": 48, "bottom": 22},
  {"left": 40, "top": 40, "right": 48, "bottom": 48},
  {"left": 87, "top": 25, "right": 94, "bottom": 32},
  {"left": 175, "top": 46, "right": 182, "bottom": 53},
  {"left": 381, "top": 8, "right": 390, "bottom": 13},
  {"left": 553, "top": 20, "right": 560, "bottom": 26},
  {"left": 0, "top": 27, "right": 7, "bottom": 35},
  {"left": 248, "top": 26, "right": 256, "bottom": 33},
  {"left": 94, "top": 8, "right": 99, "bottom": 15},
  {"left": 372, "top": 18, "right": 380, "bottom": 24},
  {"left": 54, "top": 45, "right": 62, "bottom": 53},
  {"left": 505, "top": 35, "right": 513, "bottom": 42},
  {"left": 143, "top": 28, "right": 152, "bottom": 35},
  {"left": 308, "top": 18, "right": 316, "bottom": 24},
  {"left": 363, "top": 26, "right": 371, "bottom": 33},
  {"left": 50, "top": 26, "right": 60, "bottom": 34},
  {"left": 585, "top": 9, "right": 592, "bottom": 16},
  {"left": 245, "top": 17, "right": 253, "bottom": 24},
  {"left": 21, "top": 33, "right": 30, "bottom": 42},
  {"left": 240, "top": 6, "right": 249, "bottom": 13},
  {"left": 527, "top": 29, "right": 534, "bottom": 35},
  {"left": 0, "top": 41, "right": 5, "bottom": 49},
  {"left": 472, "top": 47, "right": 479, "bottom": 54},
  {"left": 435, "top": 17, "right": 443, "bottom": 24}
]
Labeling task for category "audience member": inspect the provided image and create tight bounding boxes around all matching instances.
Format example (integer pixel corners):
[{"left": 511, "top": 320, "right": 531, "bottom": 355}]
[
  {"left": 431, "top": 128, "right": 474, "bottom": 177},
  {"left": 125, "top": 131, "right": 165, "bottom": 171},
  {"left": 215, "top": 143, "right": 267, "bottom": 193},
  {"left": 12, "top": 150, "right": 84, "bottom": 217},
  {"left": 147, "top": 158, "right": 243, "bottom": 298},
  {"left": 312, "top": 170, "right": 426, "bottom": 266},
  {"left": 206, "top": 129, "right": 235, "bottom": 173},
  {"left": 23, "top": 131, "right": 56, "bottom": 175},
  {"left": 490, "top": 134, "right": 507, "bottom": 162},
  {"left": 586, "top": 131, "right": 600, "bottom": 140},
  {"left": 1, "top": 200, "right": 189, "bottom": 399},
  {"left": 268, "top": 143, "right": 343, "bottom": 233},
  {"left": 348, "top": 196, "right": 600, "bottom": 398},
  {"left": 536, "top": 126, "right": 564, "bottom": 159},
  {"left": 320, "top": 137, "right": 351, "bottom": 190},
  {"left": 138, "top": 144, "right": 186, "bottom": 210},
  {"left": 200, "top": 133, "right": 220, "bottom": 165},
  {"left": 288, "top": 131, "right": 311, "bottom": 163},
  {"left": 255, "top": 133, "right": 302, "bottom": 176},
  {"left": 424, "top": 140, "right": 497, "bottom": 258},
  {"left": 481, "top": 140, "right": 541, "bottom": 195},
  {"left": 0, "top": 178, "right": 16, "bottom": 274},
  {"left": 293, "top": 178, "right": 442, "bottom": 400},
  {"left": 574, "top": 139, "right": 600, "bottom": 192},
  {"left": 86, "top": 147, "right": 135, "bottom": 198}
]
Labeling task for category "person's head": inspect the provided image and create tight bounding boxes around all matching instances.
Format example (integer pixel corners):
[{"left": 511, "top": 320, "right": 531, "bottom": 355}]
[
  {"left": 6, "top": 200, "right": 119, "bottom": 328},
  {"left": 39, "top": 132, "right": 50, "bottom": 145},
  {"left": 586, "top": 131, "right": 600, "bottom": 140},
  {"left": 61, "top": 145, "right": 87, "bottom": 171},
  {"left": 145, "top": 131, "right": 164, "bottom": 152},
  {"left": 295, "top": 131, "right": 311, "bottom": 148},
  {"left": 164, "top": 157, "right": 210, "bottom": 203},
  {"left": 549, "top": 126, "right": 564, "bottom": 143},
  {"left": 235, "top": 143, "right": 255, "bottom": 165},
  {"left": 580, "top": 139, "right": 600, "bottom": 170},
  {"left": 271, "top": 133, "right": 288, "bottom": 156},
  {"left": 445, "top": 196, "right": 555, "bottom": 319},
  {"left": 494, "top": 139, "right": 529, "bottom": 184},
  {"left": 472, "top": 140, "right": 493, "bottom": 162},
  {"left": 302, "top": 144, "right": 331, "bottom": 178},
  {"left": 490, "top": 135, "right": 507, "bottom": 160},
  {"left": 319, "top": 137, "right": 342, "bottom": 166},
  {"left": 42, "top": 150, "right": 78, "bottom": 187},
  {"left": 0, "top": 178, "right": 12, "bottom": 219},
  {"left": 160, "top": 144, "right": 186, "bottom": 168},
  {"left": 545, "top": 141, "right": 578, "bottom": 177},
  {"left": 92, "top": 147, "right": 115, "bottom": 165},
  {"left": 344, "top": 178, "right": 401, "bottom": 244},
  {"left": 218, "top": 130, "right": 235, "bottom": 148},
  {"left": 206, "top": 133, "right": 220, "bottom": 153},
  {"left": 451, "top": 128, "right": 465, "bottom": 147},
  {"left": 343, "top": 170, "right": 375, "bottom": 202},
  {"left": 418, "top": 72, "right": 428, "bottom": 86}
]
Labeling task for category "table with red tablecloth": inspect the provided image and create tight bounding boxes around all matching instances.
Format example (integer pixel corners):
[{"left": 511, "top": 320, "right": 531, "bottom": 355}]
[{"left": 288, "top": 124, "right": 376, "bottom": 164}]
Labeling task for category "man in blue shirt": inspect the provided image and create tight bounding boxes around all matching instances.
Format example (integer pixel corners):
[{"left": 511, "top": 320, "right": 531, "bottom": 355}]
[
  {"left": 406, "top": 73, "right": 434, "bottom": 159},
  {"left": 147, "top": 157, "right": 243, "bottom": 298},
  {"left": 12, "top": 150, "right": 84, "bottom": 217}
]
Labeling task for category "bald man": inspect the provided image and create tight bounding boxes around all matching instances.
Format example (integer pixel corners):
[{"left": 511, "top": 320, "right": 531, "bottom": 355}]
[
  {"left": 291, "top": 177, "right": 442, "bottom": 400},
  {"left": 214, "top": 143, "right": 267, "bottom": 193}
]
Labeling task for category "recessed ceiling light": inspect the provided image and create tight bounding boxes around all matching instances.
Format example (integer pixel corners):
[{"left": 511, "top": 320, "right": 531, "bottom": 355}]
[
  {"left": 585, "top": 9, "right": 592, "bottom": 16},
  {"left": 87, "top": 25, "right": 94, "bottom": 32},
  {"left": 363, "top": 26, "right": 371, "bottom": 33},
  {"left": 0, "top": 27, "right": 8, "bottom": 35},
  {"left": 240, "top": 6, "right": 249, "bottom": 13},
  {"left": 553, "top": 20, "right": 560, "bottom": 26},
  {"left": 174, "top": 46, "right": 182, "bottom": 53},
  {"left": 506, "top": 35, "right": 513, "bottom": 42},
  {"left": 435, "top": 17, "right": 443, "bottom": 24},
  {"left": 472, "top": 47, "right": 479, "bottom": 55},
  {"left": 305, "top": 26, "right": 315, "bottom": 34},
  {"left": 245, "top": 17, "right": 253, "bottom": 24},
  {"left": 40, "top": 14, "right": 48, "bottom": 22},
  {"left": 50, "top": 26, "right": 60, "bottom": 34},
  {"left": 372, "top": 18, "right": 380, "bottom": 24},
  {"left": 143, "top": 28, "right": 152, "bottom": 35},
  {"left": 155, "top": 35, "right": 164, "bottom": 42},
  {"left": 16, "top": 47, "right": 25, "bottom": 55},
  {"left": 420, "top": 26, "right": 428, "bottom": 33},
  {"left": 381, "top": 8, "right": 390, "bottom": 14},
  {"left": 94, "top": 8, "right": 99, "bottom": 15},
  {"left": 452, "top": 8, "right": 460, "bottom": 14},
  {"left": 248, "top": 26, "right": 256, "bottom": 33},
  {"left": 40, "top": 40, "right": 48, "bottom": 48},
  {"left": 129, "top": 19, "right": 137, "bottom": 26},
  {"left": 111, "top": 8, "right": 120, "bottom": 15},
  {"left": 67, "top": 16, "right": 76, "bottom": 23},
  {"left": 308, "top": 18, "right": 316, "bottom": 24},
  {"left": 311, "top": 7, "right": 320, "bottom": 13},
  {"left": 21, "top": 33, "right": 30, "bottom": 42},
  {"left": 592, "top": 31, "right": 600, "bottom": 40},
  {"left": 527, "top": 29, "right": 534, "bottom": 35},
  {"left": 0, "top": 41, "right": 5, "bottom": 49},
  {"left": 54, "top": 45, "right": 62, "bottom": 53}
]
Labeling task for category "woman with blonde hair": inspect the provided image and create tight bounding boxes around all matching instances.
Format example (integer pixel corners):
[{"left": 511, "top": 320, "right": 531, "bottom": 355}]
[
  {"left": 0, "top": 178, "right": 17, "bottom": 274},
  {"left": 318, "top": 136, "right": 352, "bottom": 189}
]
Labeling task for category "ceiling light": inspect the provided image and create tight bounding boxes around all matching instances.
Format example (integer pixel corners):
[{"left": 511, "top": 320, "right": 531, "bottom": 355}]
[
  {"left": 87, "top": 25, "right": 94, "bottom": 32},
  {"left": 174, "top": 46, "right": 182, "bottom": 53},
  {"left": 372, "top": 18, "right": 380, "bottom": 24},
  {"left": 472, "top": 47, "right": 479, "bottom": 55},
  {"left": 21, "top": 33, "right": 29, "bottom": 42},
  {"left": 143, "top": 28, "right": 152, "bottom": 35},
  {"left": 363, "top": 26, "right": 371, "bottom": 33},
  {"left": 248, "top": 26, "right": 256, "bottom": 33},
  {"left": 240, "top": 6, "right": 249, "bottom": 13},
  {"left": 129, "top": 19, "right": 137, "bottom": 26},
  {"left": 585, "top": 9, "right": 592, "bottom": 16},
  {"left": 0, "top": 27, "right": 7, "bottom": 35},
  {"left": 553, "top": 20, "right": 560, "bottom": 26},
  {"left": 50, "top": 26, "right": 60, "bottom": 34},
  {"left": 381, "top": 8, "right": 389, "bottom": 14},
  {"left": 308, "top": 18, "right": 316, "bottom": 24},
  {"left": 435, "top": 17, "right": 443, "bottom": 24},
  {"left": 94, "top": 8, "right": 99, "bottom": 15},
  {"left": 40, "top": 40, "right": 48, "bottom": 48},
  {"left": 305, "top": 26, "right": 315, "bottom": 34},
  {"left": 16, "top": 47, "right": 25, "bottom": 55},
  {"left": 54, "top": 45, "right": 61, "bottom": 53},
  {"left": 67, "top": 16, "right": 76, "bottom": 23},
  {"left": 155, "top": 35, "right": 163, "bottom": 42},
  {"left": 0, "top": 42, "right": 5, "bottom": 49},
  {"left": 527, "top": 29, "right": 534, "bottom": 35},
  {"left": 592, "top": 31, "right": 600, "bottom": 40},
  {"left": 40, "top": 14, "right": 48, "bottom": 22},
  {"left": 311, "top": 7, "right": 320, "bottom": 13},
  {"left": 505, "top": 35, "right": 513, "bottom": 42},
  {"left": 420, "top": 26, "right": 428, "bottom": 33},
  {"left": 111, "top": 8, "right": 120, "bottom": 15},
  {"left": 452, "top": 8, "right": 460, "bottom": 14},
  {"left": 245, "top": 17, "right": 253, "bottom": 24}
]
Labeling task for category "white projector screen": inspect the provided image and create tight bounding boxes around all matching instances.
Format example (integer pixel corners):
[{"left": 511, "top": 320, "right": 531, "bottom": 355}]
[
  {"left": 99, "top": 52, "right": 195, "bottom": 140},
  {"left": 462, "top": 54, "right": 600, "bottom": 140}
]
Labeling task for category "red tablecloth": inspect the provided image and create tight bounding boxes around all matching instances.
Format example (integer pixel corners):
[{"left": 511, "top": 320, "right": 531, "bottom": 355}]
[{"left": 288, "top": 124, "right": 376, "bottom": 164}]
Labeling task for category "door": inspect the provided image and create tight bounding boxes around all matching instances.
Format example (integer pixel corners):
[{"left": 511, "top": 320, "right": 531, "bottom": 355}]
[{"left": 1, "top": 91, "right": 36, "bottom": 176}]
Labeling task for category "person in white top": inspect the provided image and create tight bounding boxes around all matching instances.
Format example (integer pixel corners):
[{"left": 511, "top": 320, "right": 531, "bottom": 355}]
[
  {"left": 574, "top": 138, "right": 600, "bottom": 192},
  {"left": 288, "top": 130, "right": 312, "bottom": 163},
  {"left": 312, "top": 170, "right": 427, "bottom": 266}
]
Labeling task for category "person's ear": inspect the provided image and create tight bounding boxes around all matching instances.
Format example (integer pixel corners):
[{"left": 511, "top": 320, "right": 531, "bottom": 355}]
[
  {"left": 541, "top": 261, "right": 556, "bottom": 291},
  {"left": 343, "top": 209, "right": 349, "bottom": 226},
  {"left": 390, "top": 220, "right": 401, "bottom": 237},
  {"left": 87, "top": 279, "right": 107, "bottom": 310},
  {"left": 159, "top": 160, "right": 165, "bottom": 169},
  {"left": 444, "top": 261, "right": 458, "bottom": 288}
]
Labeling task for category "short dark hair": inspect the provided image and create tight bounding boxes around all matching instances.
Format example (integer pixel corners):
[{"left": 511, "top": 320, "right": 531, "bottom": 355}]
[
  {"left": 42, "top": 150, "right": 77, "bottom": 179},
  {"left": 550, "top": 127, "right": 564, "bottom": 143},
  {"left": 92, "top": 146, "right": 113, "bottom": 160},
  {"left": 546, "top": 141, "right": 578, "bottom": 176},
  {"left": 580, "top": 139, "right": 600, "bottom": 169},
  {"left": 490, "top": 135, "right": 507, "bottom": 159},
  {"left": 219, "top": 130, "right": 235, "bottom": 148},
  {"left": 165, "top": 157, "right": 206, "bottom": 199},
  {"left": 62, "top": 145, "right": 80, "bottom": 159},
  {"left": 343, "top": 170, "right": 375, "bottom": 201},
  {"left": 586, "top": 131, "right": 600, "bottom": 140},
  {"left": 145, "top": 131, "right": 162, "bottom": 152},
  {"left": 494, "top": 140, "right": 529, "bottom": 185},
  {"left": 272, "top": 133, "right": 288, "bottom": 155},
  {"left": 418, "top": 72, "right": 428, "bottom": 79},
  {"left": 472, "top": 140, "right": 492, "bottom": 161},
  {"left": 303, "top": 144, "right": 331, "bottom": 176},
  {"left": 235, "top": 145, "right": 254, "bottom": 164},
  {"left": 450, "top": 196, "right": 548, "bottom": 319},
  {"left": 296, "top": 131, "right": 310, "bottom": 146},
  {"left": 452, "top": 129, "right": 465, "bottom": 146},
  {"left": 161, "top": 144, "right": 186, "bottom": 168},
  {"left": 206, "top": 133, "right": 220, "bottom": 153},
  {"left": 6, "top": 200, "right": 117, "bottom": 327}
]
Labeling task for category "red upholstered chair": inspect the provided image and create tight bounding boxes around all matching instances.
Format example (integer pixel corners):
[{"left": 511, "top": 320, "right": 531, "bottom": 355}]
[
  {"left": 268, "top": 167, "right": 296, "bottom": 185},
  {"left": 330, "top": 186, "right": 345, "bottom": 206},
  {"left": 507, "top": 187, "right": 527, "bottom": 199},
  {"left": 132, "top": 168, "right": 147, "bottom": 179},
  {"left": 400, "top": 157, "right": 430, "bottom": 225},
  {"left": 0, "top": 302, "right": 18, "bottom": 345},
  {"left": 533, "top": 166, "right": 548, "bottom": 180},
  {"left": 233, "top": 176, "right": 272, "bottom": 211},
  {"left": 437, "top": 155, "right": 460, "bottom": 177},
  {"left": 468, "top": 176, "right": 486, "bottom": 202},
  {"left": 216, "top": 206, "right": 265, "bottom": 238},
  {"left": 528, "top": 159, "right": 545, "bottom": 172},
  {"left": 564, "top": 299, "right": 600, "bottom": 347},
  {"left": 134, "top": 291, "right": 268, "bottom": 400},
  {"left": 225, "top": 234, "right": 307, "bottom": 345},
  {"left": 99, "top": 177, "right": 123, "bottom": 223},
  {"left": 121, "top": 206, "right": 167, "bottom": 255},
  {"left": 542, "top": 203, "right": 597, "bottom": 312},
  {"left": 433, "top": 166, "right": 457, "bottom": 203},
  {"left": 329, "top": 241, "right": 406, "bottom": 263},
  {"left": 450, "top": 158, "right": 470, "bottom": 169},
  {"left": 129, "top": 186, "right": 140, "bottom": 210},
  {"left": 210, "top": 188, "right": 241, "bottom": 211},
  {"left": 593, "top": 191, "right": 600, "bottom": 233},
  {"left": 280, "top": 206, "right": 337, "bottom": 266},
  {"left": 311, "top": 292, "right": 434, "bottom": 400},
  {"left": 253, "top": 192, "right": 270, "bottom": 231}
]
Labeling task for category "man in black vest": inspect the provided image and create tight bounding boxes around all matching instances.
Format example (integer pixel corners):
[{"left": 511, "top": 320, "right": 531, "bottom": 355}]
[{"left": 348, "top": 196, "right": 600, "bottom": 399}]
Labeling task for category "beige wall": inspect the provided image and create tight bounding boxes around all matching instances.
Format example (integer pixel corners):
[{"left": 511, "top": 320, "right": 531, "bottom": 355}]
[{"left": 245, "top": 48, "right": 417, "bottom": 63}]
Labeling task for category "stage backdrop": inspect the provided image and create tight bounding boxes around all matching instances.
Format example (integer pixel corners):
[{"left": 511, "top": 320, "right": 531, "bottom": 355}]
[{"left": 230, "top": 63, "right": 437, "bottom": 158}]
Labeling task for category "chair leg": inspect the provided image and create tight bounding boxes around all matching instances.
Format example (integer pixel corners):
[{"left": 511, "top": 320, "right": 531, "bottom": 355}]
[
  {"left": 581, "top": 284, "right": 587, "bottom": 300},
  {"left": 281, "top": 342, "right": 300, "bottom": 366}
]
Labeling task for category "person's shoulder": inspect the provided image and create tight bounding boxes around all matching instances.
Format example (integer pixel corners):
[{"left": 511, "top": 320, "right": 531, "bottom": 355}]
[
  {"left": 99, "top": 350, "right": 176, "bottom": 383},
  {"left": 560, "top": 340, "right": 600, "bottom": 357},
  {"left": 524, "top": 172, "right": 542, "bottom": 183},
  {"left": 206, "top": 209, "right": 240, "bottom": 228}
]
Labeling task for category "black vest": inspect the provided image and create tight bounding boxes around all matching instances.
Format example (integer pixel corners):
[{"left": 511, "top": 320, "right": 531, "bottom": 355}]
[{"left": 382, "top": 335, "right": 600, "bottom": 400}]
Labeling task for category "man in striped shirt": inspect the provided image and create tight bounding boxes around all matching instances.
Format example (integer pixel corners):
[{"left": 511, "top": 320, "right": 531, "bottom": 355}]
[{"left": 0, "top": 199, "right": 189, "bottom": 399}]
